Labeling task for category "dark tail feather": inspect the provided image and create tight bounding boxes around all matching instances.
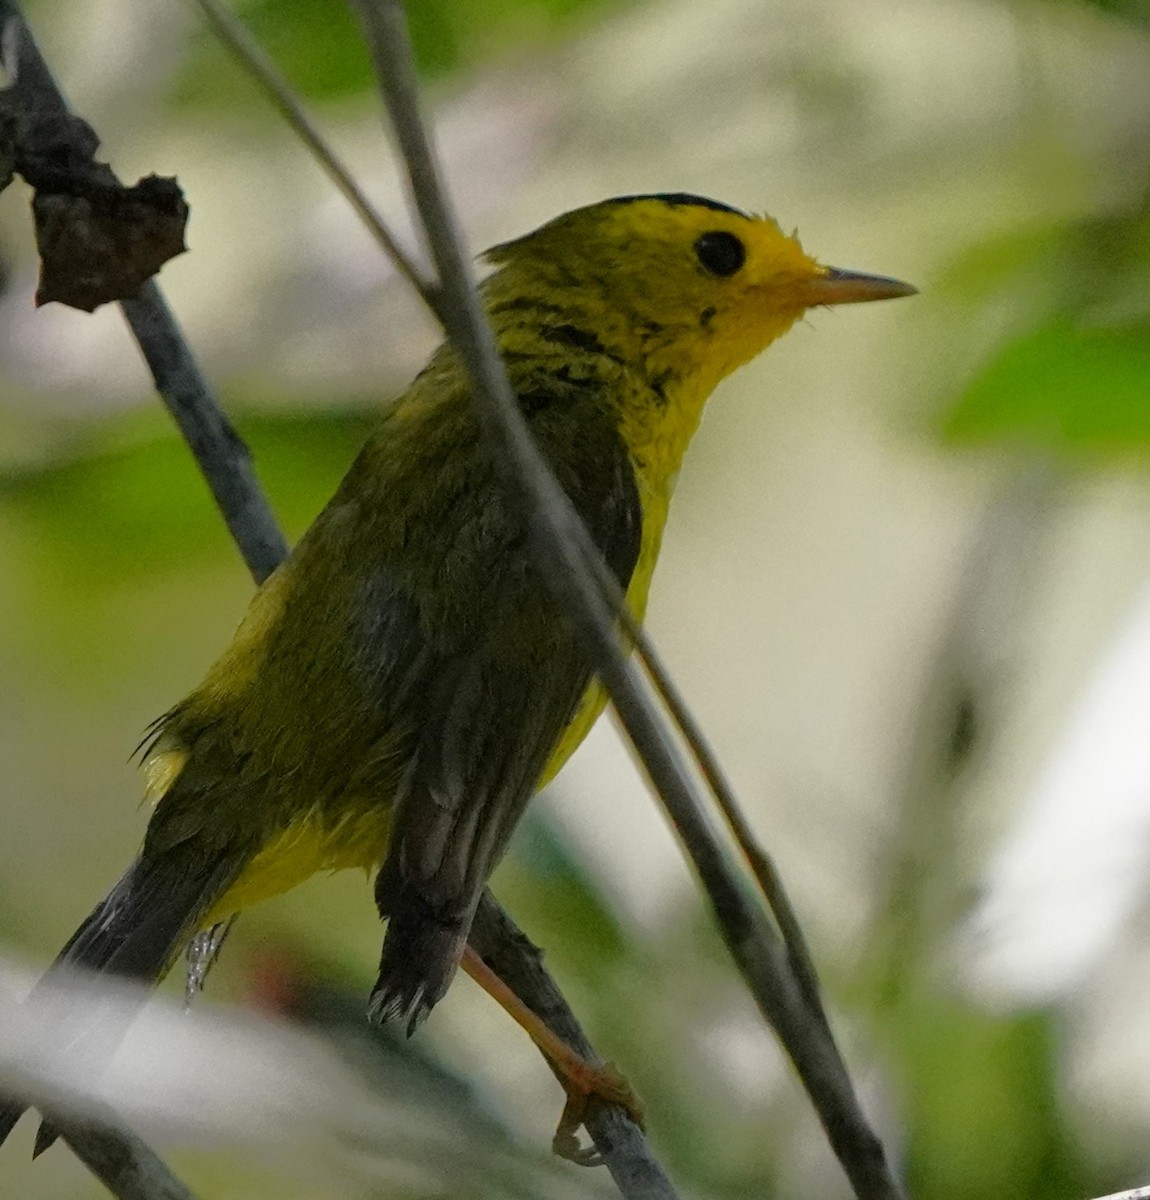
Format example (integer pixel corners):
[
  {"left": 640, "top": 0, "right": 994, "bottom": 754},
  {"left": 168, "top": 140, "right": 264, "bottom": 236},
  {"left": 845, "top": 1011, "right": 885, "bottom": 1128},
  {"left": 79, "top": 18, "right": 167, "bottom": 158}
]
[
  {"left": 0, "top": 849, "right": 241, "bottom": 1151},
  {"left": 368, "top": 883, "right": 475, "bottom": 1037}
]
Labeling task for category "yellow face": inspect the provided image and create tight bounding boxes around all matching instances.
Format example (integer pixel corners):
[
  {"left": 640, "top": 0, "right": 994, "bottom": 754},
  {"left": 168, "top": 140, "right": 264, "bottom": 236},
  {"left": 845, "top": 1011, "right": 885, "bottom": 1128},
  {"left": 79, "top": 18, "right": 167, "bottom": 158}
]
[{"left": 486, "top": 193, "right": 912, "bottom": 398}]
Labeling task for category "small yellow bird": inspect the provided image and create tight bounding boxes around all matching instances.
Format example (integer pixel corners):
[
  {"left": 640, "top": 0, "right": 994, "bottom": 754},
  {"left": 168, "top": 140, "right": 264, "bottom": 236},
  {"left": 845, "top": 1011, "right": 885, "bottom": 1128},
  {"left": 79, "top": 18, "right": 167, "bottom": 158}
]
[{"left": 0, "top": 193, "right": 913, "bottom": 1154}]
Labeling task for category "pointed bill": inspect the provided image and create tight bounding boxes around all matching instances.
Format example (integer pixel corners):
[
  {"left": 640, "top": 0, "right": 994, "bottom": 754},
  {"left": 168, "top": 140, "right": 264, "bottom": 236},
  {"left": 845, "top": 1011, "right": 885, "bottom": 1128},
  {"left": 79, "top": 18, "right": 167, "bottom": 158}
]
[{"left": 798, "top": 266, "right": 918, "bottom": 307}]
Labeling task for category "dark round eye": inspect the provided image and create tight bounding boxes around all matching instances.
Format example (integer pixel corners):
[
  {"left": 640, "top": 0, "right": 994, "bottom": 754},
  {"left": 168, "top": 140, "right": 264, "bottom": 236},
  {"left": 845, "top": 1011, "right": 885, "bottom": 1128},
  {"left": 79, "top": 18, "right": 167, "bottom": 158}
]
[{"left": 694, "top": 231, "right": 746, "bottom": 277}]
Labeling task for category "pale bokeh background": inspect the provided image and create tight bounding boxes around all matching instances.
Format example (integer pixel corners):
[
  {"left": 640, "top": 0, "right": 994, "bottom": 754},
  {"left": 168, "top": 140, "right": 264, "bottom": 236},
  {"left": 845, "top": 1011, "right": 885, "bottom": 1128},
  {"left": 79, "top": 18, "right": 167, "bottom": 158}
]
[{"left": 3, "top": 0, "right": 1150, "bottom": 1196}]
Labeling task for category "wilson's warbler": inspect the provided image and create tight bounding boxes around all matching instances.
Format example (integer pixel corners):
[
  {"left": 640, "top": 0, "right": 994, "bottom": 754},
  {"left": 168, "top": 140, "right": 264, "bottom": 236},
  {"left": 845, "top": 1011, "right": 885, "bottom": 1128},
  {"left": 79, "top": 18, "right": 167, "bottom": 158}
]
[{"left": 0, "top": 193, "right": 914, "bottom": 1154}]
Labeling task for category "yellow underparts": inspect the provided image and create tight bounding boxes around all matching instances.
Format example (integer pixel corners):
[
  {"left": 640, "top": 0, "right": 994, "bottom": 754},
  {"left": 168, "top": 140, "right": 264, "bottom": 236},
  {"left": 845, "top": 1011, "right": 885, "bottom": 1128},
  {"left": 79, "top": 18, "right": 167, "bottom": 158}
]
[{"left": 203, "top": 805, "right": 392, "bottom": 925}]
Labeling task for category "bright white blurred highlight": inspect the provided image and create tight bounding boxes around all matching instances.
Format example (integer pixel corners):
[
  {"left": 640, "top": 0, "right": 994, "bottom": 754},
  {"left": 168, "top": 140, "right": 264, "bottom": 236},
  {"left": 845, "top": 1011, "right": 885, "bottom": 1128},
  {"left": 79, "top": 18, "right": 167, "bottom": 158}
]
[
  {"left": 963, "top": 575, "right": 1150, "bottom": 1004},
  {"left": 0, "top": 962, "right": 428, "bottom": 1151},
  {"left": 0, "top": 959, "right": 603, "bottom": 1197}
]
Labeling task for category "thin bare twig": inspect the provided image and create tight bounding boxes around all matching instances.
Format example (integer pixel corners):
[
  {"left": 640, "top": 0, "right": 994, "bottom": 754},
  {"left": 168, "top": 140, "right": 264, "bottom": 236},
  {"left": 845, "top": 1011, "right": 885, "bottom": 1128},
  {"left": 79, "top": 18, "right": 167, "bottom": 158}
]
[
  {"left": 629, "top": 621, "right": 828, "bottom": 1019},
  {"left": 0, "top": 1, "right": 287, "bottom": 582},
  {"left": 347, "top": 3, "right": 902, "bottom": 1198},
  {"left": 0, "top": 15, "right": 211, "bottom": 1196},
  {"left": 119, "top": 288, "right": 288, "bottom": 583},
  {"left": 191, "top": 0, "right": 443, "bottom": 321}
]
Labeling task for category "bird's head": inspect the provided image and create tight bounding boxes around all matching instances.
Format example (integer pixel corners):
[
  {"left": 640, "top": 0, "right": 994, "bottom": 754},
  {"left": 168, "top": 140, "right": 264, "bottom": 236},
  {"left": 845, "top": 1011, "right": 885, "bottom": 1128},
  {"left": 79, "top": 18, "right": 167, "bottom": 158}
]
[{"left": 485, "top": 193, "right": 915, "bottom": 399}]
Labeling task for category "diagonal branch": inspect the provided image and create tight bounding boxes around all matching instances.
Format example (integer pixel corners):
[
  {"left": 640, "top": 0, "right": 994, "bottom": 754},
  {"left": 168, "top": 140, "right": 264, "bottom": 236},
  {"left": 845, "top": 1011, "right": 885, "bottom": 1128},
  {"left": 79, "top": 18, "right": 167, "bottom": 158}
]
[
  {"left": 191, "top": 0, "right": 442, "bottom": 321},
  {"left": 119, "top": 287, "right": 288, "bottom": 584},
  {"left": 347, "top": 3, "right": 904, "bottom": 1198},
  {"left": 0, "top": 1, "right": 286, "bottom": 582},
  {"left": 57, "top": 1122, "right": 197, "bottom": 1200}
]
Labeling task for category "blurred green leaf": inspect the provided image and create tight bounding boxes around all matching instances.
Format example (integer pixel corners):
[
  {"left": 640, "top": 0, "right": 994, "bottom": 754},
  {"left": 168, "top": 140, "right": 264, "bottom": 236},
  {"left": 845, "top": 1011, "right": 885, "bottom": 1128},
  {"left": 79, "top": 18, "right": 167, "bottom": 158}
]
[
  {"left": 173, "top": 0, "right": 374, "bottom": 108},
  {"left": 0, "top": 405, "right": 372, "bottom": 589},
  {"left": 1039, "top": 0, "right": 1150, "bottom": 31},
  {"left": 941, "top": 321, "right": 1150, "bottom": 452},
  {"left": 938, "top": 224, "right": 1066, "bottom": 307},
  {"left": 236, "top": 406, "right": 375, "bottom": 537},
  {"left": 497, "top": 811, "right": 630, "bottom": 976},
  {"left": 893, "top": 1002, "right": 1093, "bottom": 1200},
  {"left": 0, "top": 405, "right": 376, "bottom": 694}
]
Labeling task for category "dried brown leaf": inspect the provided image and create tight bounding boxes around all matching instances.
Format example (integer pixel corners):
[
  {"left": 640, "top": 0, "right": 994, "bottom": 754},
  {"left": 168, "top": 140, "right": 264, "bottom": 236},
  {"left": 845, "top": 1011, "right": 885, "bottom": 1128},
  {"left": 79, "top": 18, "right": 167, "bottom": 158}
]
[{"left": 32, "top": 173, "right": 188, "bottom": 311}]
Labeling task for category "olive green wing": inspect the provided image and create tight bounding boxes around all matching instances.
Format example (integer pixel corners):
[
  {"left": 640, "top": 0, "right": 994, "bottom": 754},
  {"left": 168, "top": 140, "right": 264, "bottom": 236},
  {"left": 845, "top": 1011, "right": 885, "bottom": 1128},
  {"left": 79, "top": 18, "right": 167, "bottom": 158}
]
[{"left": 368, "top": 395, "right": 643, "bottom": 1031}]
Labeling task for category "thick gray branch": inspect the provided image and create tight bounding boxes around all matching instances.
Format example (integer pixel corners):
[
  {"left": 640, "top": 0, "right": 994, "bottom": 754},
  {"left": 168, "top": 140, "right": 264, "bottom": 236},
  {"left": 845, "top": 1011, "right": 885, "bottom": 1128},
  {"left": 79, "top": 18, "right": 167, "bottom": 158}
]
[{"left": 60, "top": 1124, "right": 197, "bottom": 1200}]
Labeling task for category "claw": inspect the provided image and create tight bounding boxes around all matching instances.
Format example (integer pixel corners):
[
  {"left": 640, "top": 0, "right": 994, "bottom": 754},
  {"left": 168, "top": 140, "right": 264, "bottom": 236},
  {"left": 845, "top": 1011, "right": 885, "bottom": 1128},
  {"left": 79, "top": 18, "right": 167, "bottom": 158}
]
[
  {"left": 32, "top": 1120, "right": 59, "bottom": 1159},
  {"left": 458, "top": 947, "right": 644, "bottom": 1163},
  {"left": 548, "top": 1058, "right": 643, "bottom": 1165},
  {"left": 367, "top": 981, "right": 432, "bottom": 1036}
]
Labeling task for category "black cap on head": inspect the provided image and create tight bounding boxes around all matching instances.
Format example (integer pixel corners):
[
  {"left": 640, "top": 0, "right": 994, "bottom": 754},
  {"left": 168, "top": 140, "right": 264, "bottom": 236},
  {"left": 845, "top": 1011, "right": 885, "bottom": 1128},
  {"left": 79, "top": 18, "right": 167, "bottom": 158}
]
[{"left": 604, "top": 193, "right": 749, "bottom": 217}]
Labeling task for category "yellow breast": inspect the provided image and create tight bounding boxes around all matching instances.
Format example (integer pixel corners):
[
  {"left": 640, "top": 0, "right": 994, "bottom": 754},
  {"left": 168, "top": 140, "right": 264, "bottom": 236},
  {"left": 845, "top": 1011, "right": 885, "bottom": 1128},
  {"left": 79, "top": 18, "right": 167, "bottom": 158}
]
[
  {"left": 537, "top": 479, "right": 672, "bottom": 786},
  {"left": 204, "top": 805, "right": 391, "bottom": 925}
]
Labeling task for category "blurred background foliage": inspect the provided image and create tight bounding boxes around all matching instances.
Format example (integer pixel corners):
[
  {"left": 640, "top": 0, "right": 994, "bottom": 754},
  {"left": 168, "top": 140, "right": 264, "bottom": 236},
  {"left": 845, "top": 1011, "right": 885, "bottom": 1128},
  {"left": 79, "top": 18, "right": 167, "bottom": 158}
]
[{"left": 3, "top": 0, "right": 1150, "bottom": 1196}]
